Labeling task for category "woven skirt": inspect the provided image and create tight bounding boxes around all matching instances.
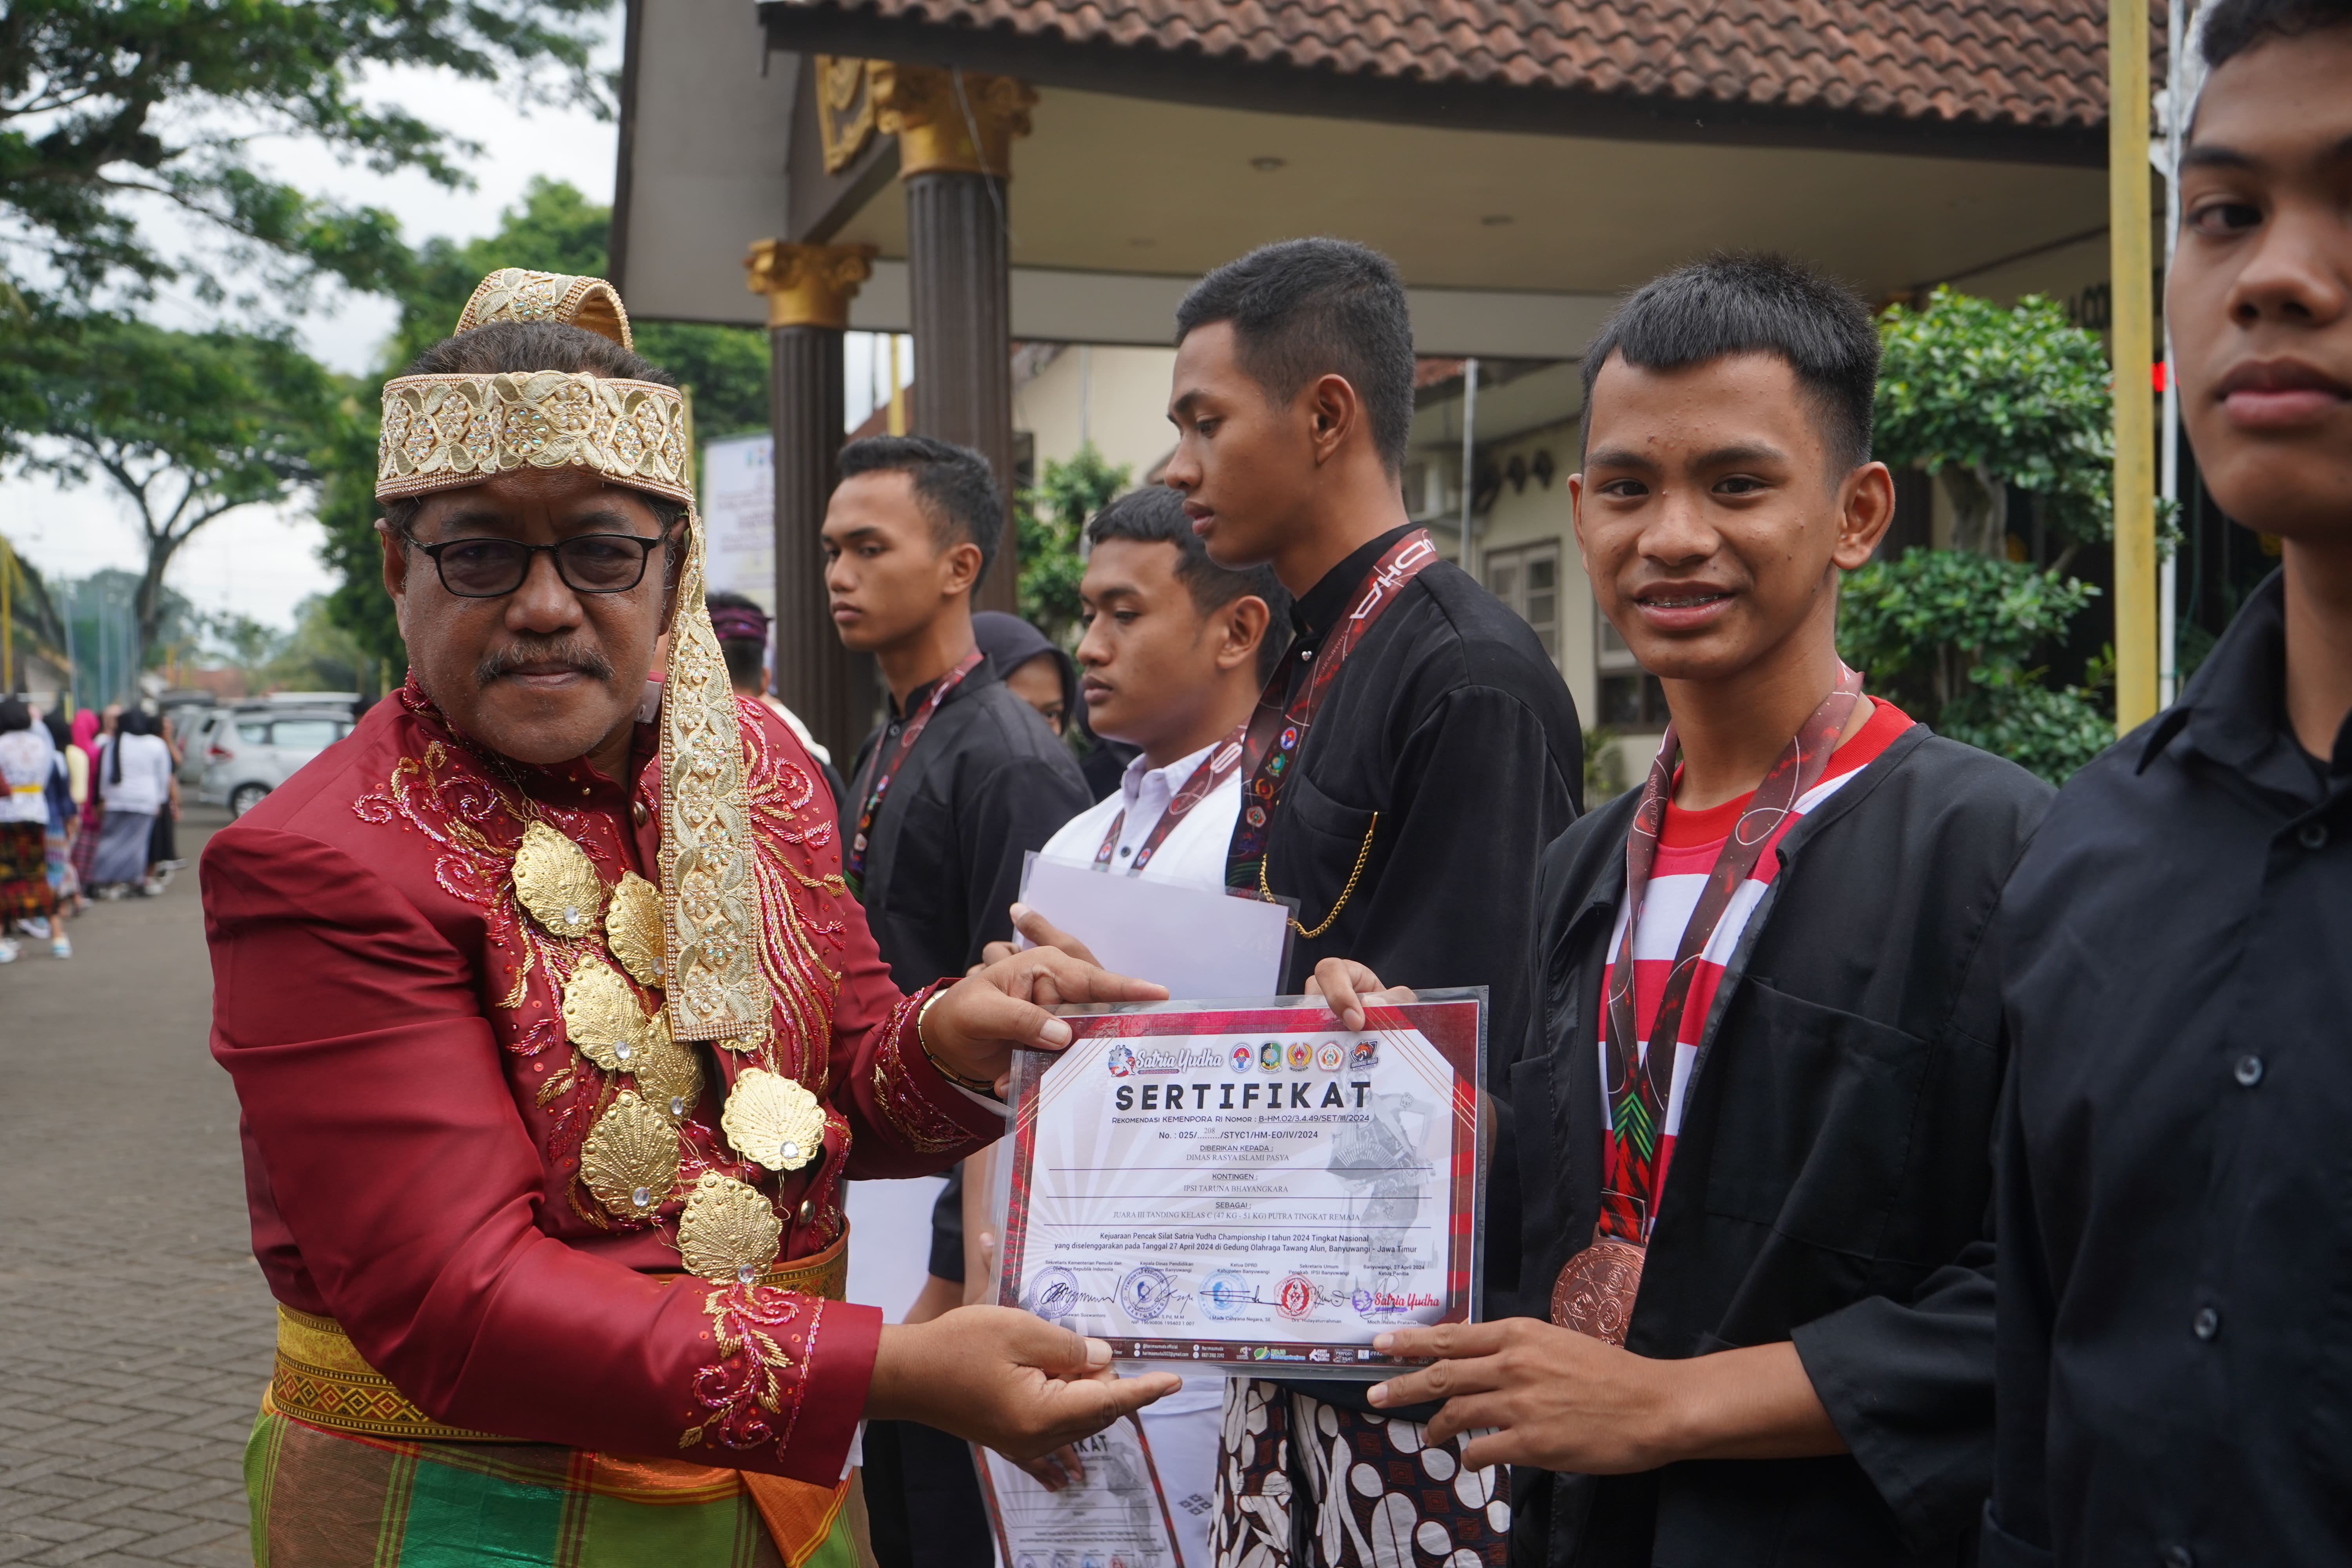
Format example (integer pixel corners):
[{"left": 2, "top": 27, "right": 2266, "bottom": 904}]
[
  {"left": 245, "top": 1405, "right": 862, "bottom": 1568},
  {"left": 90, "top": 807, "right": 153, "bottom": 886},
  {"left": 0, "top": 821, "right": 53, "bottom": 918}
]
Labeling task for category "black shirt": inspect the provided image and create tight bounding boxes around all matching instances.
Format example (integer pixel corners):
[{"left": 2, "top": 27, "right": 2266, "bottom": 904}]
[
  {"left": 1248, "top": 523, "right": 1582, "bottom": 1366},
  {"left": 1514, "top": 727, "right": 2051, "bottom": 1567},
  {"left": 849, "top": 656, "right": 1092, "bottom": 990},
  {"left": 1987, "top": 571, "right": 2352, "bottom": 1568}
]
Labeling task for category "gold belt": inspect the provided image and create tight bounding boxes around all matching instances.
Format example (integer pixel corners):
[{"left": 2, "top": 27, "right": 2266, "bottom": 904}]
[{"left": 268, "top": 1228, "right": 851, "bottom": 1443}]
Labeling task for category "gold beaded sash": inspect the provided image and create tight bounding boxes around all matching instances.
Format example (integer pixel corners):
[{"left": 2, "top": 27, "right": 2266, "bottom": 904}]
[{"left": 267, "top": 1228, "right": 851, "bottom": 1443}]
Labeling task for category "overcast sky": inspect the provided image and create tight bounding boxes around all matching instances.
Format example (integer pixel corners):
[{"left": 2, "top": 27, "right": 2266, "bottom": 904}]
[{"left": 4, "top": 16, "right": 893, "bottom": 638}]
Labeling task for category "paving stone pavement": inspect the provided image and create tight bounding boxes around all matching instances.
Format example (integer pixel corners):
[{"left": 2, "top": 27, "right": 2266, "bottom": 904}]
[{"left": 2, "top": 807, "right": 270, "bottom": 1567}]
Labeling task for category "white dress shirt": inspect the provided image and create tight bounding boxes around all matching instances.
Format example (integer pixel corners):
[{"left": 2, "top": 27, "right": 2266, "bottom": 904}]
[
  {"left": 1038, "top": 738, "right": 1243, "bottom": 891},
  {"left": 1033, "top": 737, "right": 1240, "bottom": 1529}
]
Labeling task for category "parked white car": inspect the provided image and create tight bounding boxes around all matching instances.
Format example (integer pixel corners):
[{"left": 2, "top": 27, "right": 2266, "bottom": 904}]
[{"left": 197, "top": 708, "right": 352, "bottom": 816}]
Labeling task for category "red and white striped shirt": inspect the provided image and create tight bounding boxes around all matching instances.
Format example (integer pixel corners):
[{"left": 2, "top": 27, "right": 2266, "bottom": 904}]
[{"left": 1597, "top": 698, "right": 1914, "bottom": 1222}]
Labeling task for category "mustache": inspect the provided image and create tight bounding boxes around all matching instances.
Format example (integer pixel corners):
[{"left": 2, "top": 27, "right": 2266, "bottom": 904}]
[{"left": 475, "top": 637, "right": 615, "bottom": 688}]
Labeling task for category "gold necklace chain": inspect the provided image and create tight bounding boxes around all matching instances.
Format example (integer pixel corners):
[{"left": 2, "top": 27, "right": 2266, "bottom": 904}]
[{"left": 1259, "top": 811, "right": 1379, "bottom": 940}]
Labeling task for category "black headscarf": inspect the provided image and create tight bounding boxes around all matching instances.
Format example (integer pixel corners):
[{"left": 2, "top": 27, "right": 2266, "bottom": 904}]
[
  {"left": 109, "top": 709, "right": 151, "bottom": 784},
  {"left": 971, "top": 612, "right": 1079, "bottom": 733}
]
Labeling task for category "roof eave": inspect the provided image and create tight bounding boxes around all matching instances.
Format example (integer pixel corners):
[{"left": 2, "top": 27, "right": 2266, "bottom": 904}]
[{"left": 755, "top": 1, "right": 2107, "bottom": 170}]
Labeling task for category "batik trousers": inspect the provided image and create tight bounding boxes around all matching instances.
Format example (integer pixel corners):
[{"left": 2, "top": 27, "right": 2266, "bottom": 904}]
[{"left": 1210, "top": 1379, "right": 1510, "bottom": 1568}]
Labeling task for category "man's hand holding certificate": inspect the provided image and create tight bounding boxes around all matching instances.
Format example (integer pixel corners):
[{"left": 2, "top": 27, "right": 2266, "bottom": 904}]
[{"left": 993, "top": 985, "right": 1486, "bottom": 1376}]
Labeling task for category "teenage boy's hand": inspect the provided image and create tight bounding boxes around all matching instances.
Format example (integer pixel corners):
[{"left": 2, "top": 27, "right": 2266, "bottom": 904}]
[
  {"left": 1306, "top": 957, "right": 1417, "bottom": 1031},
  {"left": 868, "top": 1306, "right": 1181, "bottom": 1461},
  {"left": 1367, "top": 1319, "right": 1845, "bottom": 1473},
  {"left": 976, "top": 902, "right": 1105, "bottom": 971},
  {"left": 923, "top": 947, "right": 1166, "bottom": 1092}
]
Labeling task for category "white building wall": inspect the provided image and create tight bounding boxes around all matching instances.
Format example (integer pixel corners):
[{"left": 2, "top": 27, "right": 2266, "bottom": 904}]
[{"left": 1013, "top": 345, "right": 1180, "bottom": 483}]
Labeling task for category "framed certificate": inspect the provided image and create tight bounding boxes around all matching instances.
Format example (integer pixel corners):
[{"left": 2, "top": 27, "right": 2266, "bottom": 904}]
[
  {"left": 995, "top": 992, "right": 1487, "bottom": 1377},
  {"left": 972, "top": 1415, "right": 1187, "bottom": 1568}
]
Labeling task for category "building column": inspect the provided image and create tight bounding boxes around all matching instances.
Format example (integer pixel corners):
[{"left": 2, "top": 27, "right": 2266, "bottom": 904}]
[
  {"left": 747, "top": 239, "right": 877, "bottom": 766},
  {"left": 873, "top": 62, "right": 1036, "bottom": 616}
]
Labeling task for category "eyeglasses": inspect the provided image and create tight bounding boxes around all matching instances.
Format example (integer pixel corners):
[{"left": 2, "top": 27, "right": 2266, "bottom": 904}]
[{"left": 412, "top": 534, "right": 666, "bottom": 598}]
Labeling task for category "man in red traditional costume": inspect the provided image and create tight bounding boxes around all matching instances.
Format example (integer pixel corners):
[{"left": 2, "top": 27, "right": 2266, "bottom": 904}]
[{"left": 206, "top": 269, "right": 1175, "bottom": 1566}]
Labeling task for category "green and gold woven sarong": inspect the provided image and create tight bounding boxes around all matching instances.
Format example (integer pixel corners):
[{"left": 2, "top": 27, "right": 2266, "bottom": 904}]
[{"left": 245, "top": 1402, "right": 861, "bottom": 1568}]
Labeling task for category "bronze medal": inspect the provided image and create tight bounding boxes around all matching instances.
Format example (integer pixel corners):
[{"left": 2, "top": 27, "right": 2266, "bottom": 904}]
[{"left": 1550, "top": 1238, "right": 1645, "bottom": 1346}]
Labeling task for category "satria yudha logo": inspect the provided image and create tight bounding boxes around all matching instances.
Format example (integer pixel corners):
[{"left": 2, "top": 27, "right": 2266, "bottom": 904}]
[{"left": 1106, "top": 1043, "right": 1224, "bottom": 1076}]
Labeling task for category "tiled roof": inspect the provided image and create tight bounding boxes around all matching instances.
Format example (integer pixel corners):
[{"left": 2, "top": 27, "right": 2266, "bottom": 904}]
[{"left": 772, "top": 0, "right": 2145, "bottom": 132}]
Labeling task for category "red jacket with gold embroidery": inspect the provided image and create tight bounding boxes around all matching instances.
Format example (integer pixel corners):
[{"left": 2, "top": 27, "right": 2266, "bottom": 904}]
[{"left": 204, "top": 681, "right": 1000, "bottom": 1482}]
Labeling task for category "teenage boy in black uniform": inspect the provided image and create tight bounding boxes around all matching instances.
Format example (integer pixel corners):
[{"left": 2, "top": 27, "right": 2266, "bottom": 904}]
[
  {"left": 1363, "top": 254, "right": 2051, "bottom": 1566},
  {"left": 1987, "top": 3, "right": 2352, "bottom": 1562},
  {"left": 1164, "top": 238, "right": 1583, "bottom": 1568},
  {"left": 822, "top": 433, "right": 1090, "bottom": 1568}
]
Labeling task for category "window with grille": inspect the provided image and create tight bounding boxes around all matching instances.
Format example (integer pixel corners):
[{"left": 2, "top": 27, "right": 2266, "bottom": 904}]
[
  {"left": 1485, "top": 540, "right": 1561, "bottom": 667},
  {"left": 1595, "top": 613, "right": 1669, "bottom": 729}
]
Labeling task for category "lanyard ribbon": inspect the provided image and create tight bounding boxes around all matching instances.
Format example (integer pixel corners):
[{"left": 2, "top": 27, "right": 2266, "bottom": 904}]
[
  {"left": 1596, "top": 666, "right": 1864, "bottom": 1245},
  {"left": 844, "top": 647, "right": 984, "bottom": 897},
  {"left": 1225, "top": 528, "right": 1438, "bottom": 894},
  {"left": 1093, "top": 725, "right": 1247, "bottom": 875}
]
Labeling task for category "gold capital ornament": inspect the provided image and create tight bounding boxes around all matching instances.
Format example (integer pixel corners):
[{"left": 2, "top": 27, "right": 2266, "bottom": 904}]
[
  {"left": 869, "top": 61, "right": 1036, "bottom": 179},
  {"left": 744, "top": 241, "right": 877, "bottom": 332},
  {"left": 814, "top": 55, "right": 878, "bottom": 174}
]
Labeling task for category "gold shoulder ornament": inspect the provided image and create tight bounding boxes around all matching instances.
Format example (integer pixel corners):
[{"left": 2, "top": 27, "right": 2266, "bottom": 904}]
[
  {"left": 631, "top": 1009, "right": 704, "bottom": 1121},
  {"left": 561, "top": 957, "right": 653, "bottom": 1074},
  {"left": 677, "top": 1172, "right": 784, "bottom": 1283},
  {"left": 606, "top": 870, "right": 666, "bottom": 986},
  {"left": 514, "top": 822, "right": 603, "bottom": 940},
  {"left": 581, "top": 1091, "right": 680, "bottom": 1220},
  {"left": 722, "top": 1068, "right": 825, "bottom": 1173}
]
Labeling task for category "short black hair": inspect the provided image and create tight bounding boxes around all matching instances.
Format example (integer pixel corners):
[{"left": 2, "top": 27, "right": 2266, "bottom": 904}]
[
  {"left": 0, "top": 699, "right": 27, "bottom": 734},
  {"left": 1579, "top": 252, "right": 1878, "bottom": 474},
  {"left": 2203, "top": 0, "right": 2352, "bottom": 65},
  {"left": 837, "top": 434, "right": 1004, "bottom": 586},
  {"left": 379, "top": 320, "right": 690, "bottom": 543},
  {"left": 706, "top": 590, "right": 767, "bottom": 691},
  {"left": 1085, "top": 486, "right": 1293, "bottom": 682},
  {"left": 1175, "top": 239, "right": 1418, "bottom": 473}
]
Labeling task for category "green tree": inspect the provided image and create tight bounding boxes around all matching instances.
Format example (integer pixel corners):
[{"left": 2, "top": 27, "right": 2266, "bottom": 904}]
[
  {"left": 263, "top": 593, "right": 371, "bottom": 693},
  {"left": 1840, "top": 288, "right": 2119, "bottom": 783},
  {"left": 1840, "top": 548, "right": 2113, "bottom": 784},
  {"left": 1875, "top": 287, "right": 2113, "bottom": 565},
  {"left": 0, "top": 0, "right": 606, "bottom": 312},
  {"left": 316, "top": 178, "right": 772, "bottom": 671},
  {"left": 1015, "top": 444, "right": 1129, "bottom": 644},
  {"left": 25, "top": 317, "right": 332, "bottom": 674}
]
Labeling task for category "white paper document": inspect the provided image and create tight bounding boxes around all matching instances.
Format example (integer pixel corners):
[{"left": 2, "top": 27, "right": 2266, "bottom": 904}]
[
  {"left": 973, "top": 1415, "right": 1186, "bottom": 1568},
  {"left": 1017, "top": 853, "right": 1292, "bottom": 1000},
  {"left": 998, "top": 995, "right": 1487, "bottom": 1376}
]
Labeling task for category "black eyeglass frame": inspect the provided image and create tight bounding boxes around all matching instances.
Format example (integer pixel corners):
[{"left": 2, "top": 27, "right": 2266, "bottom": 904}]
[{"left": 410, "top": 533, "right": 669, "bottom": 599}]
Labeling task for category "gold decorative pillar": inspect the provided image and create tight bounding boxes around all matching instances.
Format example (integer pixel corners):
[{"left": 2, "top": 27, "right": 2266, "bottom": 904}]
[
  {"left": 747, "top": 240, "right": 879, "bottom": 763},
  {"left": 872, "top": 62, "right": 1036, "bottom": 615}
]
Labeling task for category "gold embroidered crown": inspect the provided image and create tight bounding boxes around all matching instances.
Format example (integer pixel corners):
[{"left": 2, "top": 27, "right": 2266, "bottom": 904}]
[
  {"left": 376, "top": 270, "right": 761, "bottom": 1045},
  {"left": 375, "top": 271, "right": 689, "bottom": 507}
]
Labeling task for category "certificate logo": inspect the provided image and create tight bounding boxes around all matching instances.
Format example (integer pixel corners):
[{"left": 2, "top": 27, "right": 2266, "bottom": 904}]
[
  {"left": 1106, "top": 1044, "right": 1136, "bottom": 1078},
  {"left": 1316, "top": 1041, "right": 1345, "bottom": 1071},
  {"left": 1230, "top": 1044, "right": 1254, "bottom": 1072},
  {"left": 1200, "top": 1271, "right": 1252, "bottom": 1319},
  {"left": 1258, "top": 1042, "right": 1283, "bottom": 1071},
  {"left": 1350, "top": 1039, "right": 1381, "bottom": 1069},
  {"left": 1285, "top": 1041, "right": 1312, "bottom": 1071},
  {"left": 1024, "top": 1266, "right": 1082, "bottom": 1323},
  {"left": 1118, "top": 1265, "right": 1176, "bottom": 1323},
  {"left": 1275, "top": 1274, "right": 1317, "bottom": 1320}
]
